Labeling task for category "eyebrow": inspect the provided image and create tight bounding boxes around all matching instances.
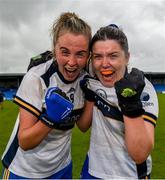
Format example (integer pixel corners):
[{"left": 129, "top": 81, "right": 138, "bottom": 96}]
[
  {"left": 92, "top": 51, "right": 119, "bottom": 55},
  {"left": 59, "top": 47, "right": 69, "bottom": 51},
  {"left": 60, "top": 47, "right": 88, "bottom": 53}
]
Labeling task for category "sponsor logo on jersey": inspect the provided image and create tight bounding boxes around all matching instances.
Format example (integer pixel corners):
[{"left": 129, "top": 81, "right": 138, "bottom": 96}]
[
  {"left": 63, "top": 114, "right": 80, "bottom": 124},
  {"left": 95, "top": 98, "right": 123, "bottom": 121},
  {"left": 141, "top": 92, "right": 154, "bottom": 107},
  {"left": 96, "top": 99, "right": 111, "bottom": 112}
]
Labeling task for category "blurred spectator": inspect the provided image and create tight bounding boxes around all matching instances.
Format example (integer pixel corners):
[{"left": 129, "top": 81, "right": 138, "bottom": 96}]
[{"left": 0, "top": 90, "right": 4, "bottom": 110}]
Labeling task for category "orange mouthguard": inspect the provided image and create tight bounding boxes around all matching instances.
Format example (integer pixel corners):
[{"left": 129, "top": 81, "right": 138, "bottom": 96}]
[{"left": 101, "top": 70, "right": 113, "bottom": 75}]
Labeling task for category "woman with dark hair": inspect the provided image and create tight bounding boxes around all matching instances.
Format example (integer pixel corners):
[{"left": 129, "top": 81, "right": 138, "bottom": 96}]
[{"left": 78, "top": 24, "right": 159, "bottom": 179}]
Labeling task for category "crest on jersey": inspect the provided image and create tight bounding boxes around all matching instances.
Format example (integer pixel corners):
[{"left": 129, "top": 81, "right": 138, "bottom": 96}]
[
  {"left": 67, "top": 88, "right": 75, "bottom": 103},
  {"left": 96, "top": 89, "right": 107, "bottom": 99}
]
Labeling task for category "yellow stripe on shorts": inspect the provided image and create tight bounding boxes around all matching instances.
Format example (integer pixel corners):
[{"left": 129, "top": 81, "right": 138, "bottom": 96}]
[{"left": 2, "top": 168, "right": 10, "bottom": 180}]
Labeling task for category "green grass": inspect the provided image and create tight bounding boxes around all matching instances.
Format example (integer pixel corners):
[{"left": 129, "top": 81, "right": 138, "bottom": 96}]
[
  {"left": 0, "top": 101, "right": 19, "bottom": 156},
  {"left": 151, "top": 93, "right": 165, "bottom": 179},
  {"left": 72, "top": 127, "right": 90, "bottom": 178},
  {"left": 0, "top": 94, "right": 165, "bottom": 178},
  {"left": 0, "top": 101, "right": 19, "bottom": 175}
]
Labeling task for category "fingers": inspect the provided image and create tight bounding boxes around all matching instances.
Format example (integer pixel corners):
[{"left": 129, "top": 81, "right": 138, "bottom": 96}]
[
  {"left": 46, "top": 87, "right": 59, "bottom": 99},
  {"left": 46, "top": 87, "right": 69, "bottom": 101},
  {"left": 130, "top": 68, "right": 144, "bottom": 81}
]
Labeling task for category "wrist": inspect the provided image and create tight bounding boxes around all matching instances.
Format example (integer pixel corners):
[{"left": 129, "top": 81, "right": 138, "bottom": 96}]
[
  {"left": 121, "top": 107, "right": 144, "bottom": 118},
  {"left": 39, "top": 113, "right": 55, "bottom": 128},
  {"left": 84, "top": 94, "right": 95, "bottom": 102}
]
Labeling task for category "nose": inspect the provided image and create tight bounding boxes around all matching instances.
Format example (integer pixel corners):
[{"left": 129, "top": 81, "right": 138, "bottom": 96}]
[
  {"left": 68, "top": 55, "right": 77, "bottom": 66},
  {"left": 102, "top": 57, "right": 110, "bottom": 68}
]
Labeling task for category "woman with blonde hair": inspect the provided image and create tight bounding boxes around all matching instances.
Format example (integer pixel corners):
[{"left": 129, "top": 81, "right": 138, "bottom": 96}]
[{"left": 2, "top": 12, "right": 91, "bottom": 179}]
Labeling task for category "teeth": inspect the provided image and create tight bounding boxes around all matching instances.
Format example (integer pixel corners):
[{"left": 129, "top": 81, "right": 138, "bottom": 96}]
[
  {"left": 65, "top": 68, "right": 77, "bottom": 72},
  {"left": 67, "top": 70, "right": 76, "bottom": 73}
]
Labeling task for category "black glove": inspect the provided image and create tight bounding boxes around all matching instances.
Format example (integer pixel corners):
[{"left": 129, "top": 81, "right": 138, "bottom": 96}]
[
  {"left": 80, "top": 77, "right": 96, "bottom": 102},
  {"left": 114, "top": 68, "right": 145, "bottom": 118}
]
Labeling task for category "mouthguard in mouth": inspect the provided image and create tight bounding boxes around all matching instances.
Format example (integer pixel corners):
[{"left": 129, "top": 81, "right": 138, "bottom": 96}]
[{"left": 101, "top": 70, "right": 113, "bottom": 75}]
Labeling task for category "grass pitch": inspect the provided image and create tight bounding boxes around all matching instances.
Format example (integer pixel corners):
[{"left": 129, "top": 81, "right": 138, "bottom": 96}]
[{"left": 0, "top": 93, "right": 165, "bottom": 178}]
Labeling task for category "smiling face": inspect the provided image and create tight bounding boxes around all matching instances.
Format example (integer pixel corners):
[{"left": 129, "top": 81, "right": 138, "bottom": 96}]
[
  {"left": 92, "top": 39, "right": 129, "bottom": 87},
  {"left": 55, "top": 32, "right": 89, "bottom": 81}
]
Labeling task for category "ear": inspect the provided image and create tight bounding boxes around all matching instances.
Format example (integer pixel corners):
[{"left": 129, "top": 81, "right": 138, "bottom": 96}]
[
  {"left": 52, "top": 48, "right": 56, "bottom": 58},
  {"left": 126, "top": 52, "right": 130, "bottom": 65}
]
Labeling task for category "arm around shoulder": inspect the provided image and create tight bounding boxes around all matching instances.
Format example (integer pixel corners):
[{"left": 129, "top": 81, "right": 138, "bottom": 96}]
[{"left": 76, "top": 101, "right": 94, "bottom": 132}]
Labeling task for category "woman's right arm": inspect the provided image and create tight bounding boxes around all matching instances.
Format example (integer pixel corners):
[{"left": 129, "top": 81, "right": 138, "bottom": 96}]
[
  {"left": 18, "top": 107, "right": 52, "bottom": 151},
  {"left": 76, "top": 101, "right": 94, "bottom": 132}
]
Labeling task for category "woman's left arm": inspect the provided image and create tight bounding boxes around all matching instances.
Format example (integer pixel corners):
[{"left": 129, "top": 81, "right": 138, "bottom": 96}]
[{"left": 124, "top": 115, "right": 154, "bottom": 164}]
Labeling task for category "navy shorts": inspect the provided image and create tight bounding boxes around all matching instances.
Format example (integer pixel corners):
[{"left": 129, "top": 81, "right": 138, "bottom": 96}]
[{"left": 80, "top": 155, "right": 99, "bottom": 179}]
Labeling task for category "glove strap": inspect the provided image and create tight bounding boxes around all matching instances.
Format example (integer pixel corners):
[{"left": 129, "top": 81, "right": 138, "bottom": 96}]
[
  {"left": 40, "top": 113, "right": 55, "bottom": 128},
  {"left": 39, "top": 113, "right": 75, "bottom": 130},
  {"left": 122, "top": 108, "right": 145, "bottom": 118}
]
